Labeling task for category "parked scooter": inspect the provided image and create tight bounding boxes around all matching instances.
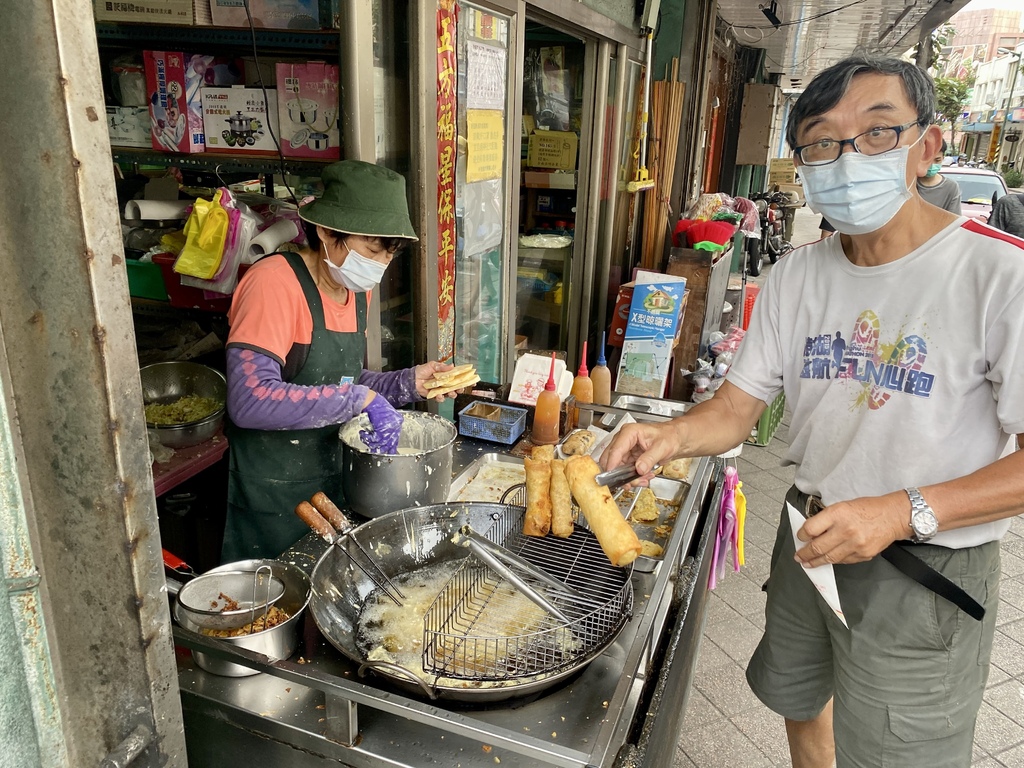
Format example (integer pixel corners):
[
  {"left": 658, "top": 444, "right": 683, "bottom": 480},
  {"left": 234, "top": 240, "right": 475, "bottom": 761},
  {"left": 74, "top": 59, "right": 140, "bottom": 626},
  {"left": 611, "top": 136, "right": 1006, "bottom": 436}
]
[{"left": 745, "top": 191, "right": 794, "bottom": 276}]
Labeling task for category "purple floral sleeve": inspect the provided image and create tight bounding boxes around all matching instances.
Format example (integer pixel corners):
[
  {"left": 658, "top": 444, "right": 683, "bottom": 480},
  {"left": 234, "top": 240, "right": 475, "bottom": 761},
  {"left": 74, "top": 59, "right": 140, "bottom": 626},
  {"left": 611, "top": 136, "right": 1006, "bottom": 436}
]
[
  {"left": 226, "top": 347, "right": 371, "bottom": 430},
  {"left": 357, "top": 367, "right": 422, "bottom": 408}
]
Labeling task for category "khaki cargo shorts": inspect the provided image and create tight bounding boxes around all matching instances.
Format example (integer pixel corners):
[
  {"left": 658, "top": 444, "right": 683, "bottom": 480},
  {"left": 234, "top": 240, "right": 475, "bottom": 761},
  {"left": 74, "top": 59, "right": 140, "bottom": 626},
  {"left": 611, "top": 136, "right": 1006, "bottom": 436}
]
[{"left": 745, "top": 496, "right": 1000, "bottom": 768}]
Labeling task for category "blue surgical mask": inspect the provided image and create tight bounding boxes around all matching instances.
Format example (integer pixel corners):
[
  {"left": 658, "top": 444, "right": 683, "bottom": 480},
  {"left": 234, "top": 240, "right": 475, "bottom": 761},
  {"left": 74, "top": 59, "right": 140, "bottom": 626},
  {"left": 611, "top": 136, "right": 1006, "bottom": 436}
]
[
  {"left": 323, "top": 241, "right": 388, "bottom": 293},
  {"left": 925, "top": 163, "right": 941, "bottom": 178},
  {"left": 800, "top": 131, "right": 925, "bottom": 236}
]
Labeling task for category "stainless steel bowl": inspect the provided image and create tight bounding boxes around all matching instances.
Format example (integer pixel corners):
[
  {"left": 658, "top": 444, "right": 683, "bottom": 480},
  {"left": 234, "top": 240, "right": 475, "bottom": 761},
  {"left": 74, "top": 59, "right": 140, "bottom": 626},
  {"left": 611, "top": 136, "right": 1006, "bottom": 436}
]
[
  {"left": 174, "top": 558, "right": 311, "bottom": 678},
  {"left": 140, "top": 362, "right": 226, "bottom": 448}
]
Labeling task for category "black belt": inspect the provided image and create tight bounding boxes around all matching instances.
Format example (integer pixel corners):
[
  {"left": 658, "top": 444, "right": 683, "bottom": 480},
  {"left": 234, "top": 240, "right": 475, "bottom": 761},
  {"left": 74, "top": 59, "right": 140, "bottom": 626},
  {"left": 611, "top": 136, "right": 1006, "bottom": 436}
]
[{"left": 787, "top": 486, "right": 985, "bottom": 622}]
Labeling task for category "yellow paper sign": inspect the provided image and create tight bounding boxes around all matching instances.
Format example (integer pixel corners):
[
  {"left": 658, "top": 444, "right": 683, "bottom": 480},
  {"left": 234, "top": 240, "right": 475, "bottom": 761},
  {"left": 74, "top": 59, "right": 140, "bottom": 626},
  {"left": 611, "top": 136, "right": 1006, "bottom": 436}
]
[{"left": 466, "top": 109, "right": 505, "bottom": 183}]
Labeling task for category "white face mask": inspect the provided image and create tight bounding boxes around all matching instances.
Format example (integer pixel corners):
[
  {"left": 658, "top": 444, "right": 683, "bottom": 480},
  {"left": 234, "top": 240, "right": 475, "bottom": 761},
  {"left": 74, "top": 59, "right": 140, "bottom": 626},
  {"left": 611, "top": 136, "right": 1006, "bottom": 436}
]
[
  {"left": 800, "top": 130, "right": 924, "bottom": 236},
  {"left": 323, "top": 241, "right": 388, "bottom": 293}
]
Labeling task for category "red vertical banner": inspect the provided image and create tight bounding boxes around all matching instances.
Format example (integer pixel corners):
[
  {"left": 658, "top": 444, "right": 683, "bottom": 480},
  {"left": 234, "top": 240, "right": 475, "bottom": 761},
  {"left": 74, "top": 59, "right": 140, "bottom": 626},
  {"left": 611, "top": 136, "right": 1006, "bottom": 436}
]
[{"left": 436, "top": 0, "right": 459, "bottom": 362}]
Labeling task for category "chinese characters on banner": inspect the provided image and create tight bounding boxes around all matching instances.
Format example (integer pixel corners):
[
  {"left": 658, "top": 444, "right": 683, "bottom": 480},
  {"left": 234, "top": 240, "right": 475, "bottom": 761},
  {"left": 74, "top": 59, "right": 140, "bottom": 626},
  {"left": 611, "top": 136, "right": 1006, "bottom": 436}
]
[{"left": 436, "top": 0, "right": 459, "bottom": 362}]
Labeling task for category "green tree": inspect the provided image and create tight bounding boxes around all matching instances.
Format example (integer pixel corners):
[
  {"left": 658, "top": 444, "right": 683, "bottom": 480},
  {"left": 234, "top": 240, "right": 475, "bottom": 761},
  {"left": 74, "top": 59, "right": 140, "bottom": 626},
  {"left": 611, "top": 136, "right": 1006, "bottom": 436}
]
[
  {"left": 934, "top": 69, "right": 974, "bottom": 152},
  {"left": 915, "top": 22, "right": 955, "bottom": 72}
]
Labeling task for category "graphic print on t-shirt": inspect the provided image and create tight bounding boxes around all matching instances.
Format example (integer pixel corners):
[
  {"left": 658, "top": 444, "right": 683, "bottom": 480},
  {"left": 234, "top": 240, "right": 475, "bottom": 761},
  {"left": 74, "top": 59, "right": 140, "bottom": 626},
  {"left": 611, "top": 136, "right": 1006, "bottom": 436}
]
[{"left": 801, "top": 309, "right": 934, "bottom": 410}]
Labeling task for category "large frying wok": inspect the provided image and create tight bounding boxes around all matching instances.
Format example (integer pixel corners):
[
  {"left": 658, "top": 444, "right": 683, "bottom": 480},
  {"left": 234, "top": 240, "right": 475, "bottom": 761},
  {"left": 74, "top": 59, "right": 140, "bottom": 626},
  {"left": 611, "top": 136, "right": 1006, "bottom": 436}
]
[{"left": 307, "top": 502, "right": 632, "bottom": 702}]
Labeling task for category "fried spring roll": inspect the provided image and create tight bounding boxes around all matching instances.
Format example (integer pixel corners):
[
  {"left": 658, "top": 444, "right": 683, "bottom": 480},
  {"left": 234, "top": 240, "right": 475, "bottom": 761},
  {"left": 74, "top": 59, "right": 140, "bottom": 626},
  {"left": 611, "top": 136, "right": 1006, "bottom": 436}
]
[
  {"left": 523, "top": 456, "right": 552, "bottom": 537},
  {"left": 531, "top": 444, "right": 555, "bottom": 462},
  {"left": 564, "top": 455, "right": 641, "bottom": 567},
  {"left": 549, "top": 459, "right": 574, "bottom": 538}
]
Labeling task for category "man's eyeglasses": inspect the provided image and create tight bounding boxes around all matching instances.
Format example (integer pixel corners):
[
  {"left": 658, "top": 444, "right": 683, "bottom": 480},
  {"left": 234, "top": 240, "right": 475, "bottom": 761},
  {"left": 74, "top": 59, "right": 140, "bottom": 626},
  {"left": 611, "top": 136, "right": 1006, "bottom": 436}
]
[{"left": 794, "top": 121, "right": 926, "bottom": 166}]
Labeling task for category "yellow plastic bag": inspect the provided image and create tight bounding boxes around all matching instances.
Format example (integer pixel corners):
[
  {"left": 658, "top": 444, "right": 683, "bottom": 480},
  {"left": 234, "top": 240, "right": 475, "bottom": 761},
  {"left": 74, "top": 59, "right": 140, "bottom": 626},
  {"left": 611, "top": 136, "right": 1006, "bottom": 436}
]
[{"left": 174, "top": 190, "right": 228, "bottom": 279}]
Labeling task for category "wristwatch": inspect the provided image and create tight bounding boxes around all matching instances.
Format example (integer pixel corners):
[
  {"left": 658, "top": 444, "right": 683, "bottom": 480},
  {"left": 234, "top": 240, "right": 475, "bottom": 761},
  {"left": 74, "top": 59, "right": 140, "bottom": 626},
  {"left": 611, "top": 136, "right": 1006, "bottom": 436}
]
[{"left": 905, "top": 487, "right": 939, "bottom": 543}]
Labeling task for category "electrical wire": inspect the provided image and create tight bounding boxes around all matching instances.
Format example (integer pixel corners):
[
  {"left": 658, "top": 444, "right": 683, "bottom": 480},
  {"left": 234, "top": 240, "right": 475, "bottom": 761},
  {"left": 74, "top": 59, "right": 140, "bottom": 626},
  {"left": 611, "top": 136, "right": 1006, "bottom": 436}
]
[
  {"left": 731, "top": 0, "right": 871, "bottom": 31},
  {"left": 242, "top": 0, "right": 298, "bottom": 205}
]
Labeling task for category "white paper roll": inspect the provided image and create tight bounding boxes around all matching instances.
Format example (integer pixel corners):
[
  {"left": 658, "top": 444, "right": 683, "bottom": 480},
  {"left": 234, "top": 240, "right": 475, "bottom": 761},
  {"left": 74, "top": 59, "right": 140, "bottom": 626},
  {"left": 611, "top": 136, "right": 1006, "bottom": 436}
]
[
  {"left": 124, "top": 199, "right": 191, "bottom": 221},
  {"left": 246, "top": 219, "right": 299, "bottom": 262}
]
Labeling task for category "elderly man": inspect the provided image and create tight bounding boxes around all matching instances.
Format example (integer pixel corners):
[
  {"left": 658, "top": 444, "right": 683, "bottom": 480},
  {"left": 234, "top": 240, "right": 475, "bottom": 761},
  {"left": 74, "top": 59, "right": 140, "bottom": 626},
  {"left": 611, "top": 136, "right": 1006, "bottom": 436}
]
[{"left": 604, "top": 54, "right": 1024, "bottom": 767}]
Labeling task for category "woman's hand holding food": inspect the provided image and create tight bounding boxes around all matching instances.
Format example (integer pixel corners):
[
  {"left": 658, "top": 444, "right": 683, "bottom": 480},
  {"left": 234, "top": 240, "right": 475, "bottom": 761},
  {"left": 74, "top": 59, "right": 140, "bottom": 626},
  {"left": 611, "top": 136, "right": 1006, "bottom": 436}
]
[
  {"left": 413, "top": 361, "right": 457, "bottom": 398},
  {"left": 361, "top": 394, "right": 404, "bottom": 454}
]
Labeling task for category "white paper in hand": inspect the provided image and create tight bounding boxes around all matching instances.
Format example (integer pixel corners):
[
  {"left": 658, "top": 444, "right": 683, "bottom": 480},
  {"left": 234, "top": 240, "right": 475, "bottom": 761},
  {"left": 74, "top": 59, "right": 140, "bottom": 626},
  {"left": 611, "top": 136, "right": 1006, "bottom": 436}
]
[{"left": 787, "top": 503, "right": 848, "bottom": 628}]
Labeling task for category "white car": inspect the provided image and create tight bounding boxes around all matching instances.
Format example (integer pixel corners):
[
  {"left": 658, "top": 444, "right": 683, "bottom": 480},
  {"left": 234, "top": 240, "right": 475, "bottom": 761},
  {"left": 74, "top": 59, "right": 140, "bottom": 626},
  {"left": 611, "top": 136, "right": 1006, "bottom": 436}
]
[{"left": 941, "top": 168, "right": 1010, "bottom": 223}]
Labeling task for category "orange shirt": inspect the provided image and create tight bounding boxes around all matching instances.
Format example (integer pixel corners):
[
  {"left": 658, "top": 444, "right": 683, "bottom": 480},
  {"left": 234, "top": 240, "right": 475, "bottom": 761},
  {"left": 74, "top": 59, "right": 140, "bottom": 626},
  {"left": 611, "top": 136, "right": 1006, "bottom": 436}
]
[{"left": 227, "top": 254, "right": 368, "bottom": 366}]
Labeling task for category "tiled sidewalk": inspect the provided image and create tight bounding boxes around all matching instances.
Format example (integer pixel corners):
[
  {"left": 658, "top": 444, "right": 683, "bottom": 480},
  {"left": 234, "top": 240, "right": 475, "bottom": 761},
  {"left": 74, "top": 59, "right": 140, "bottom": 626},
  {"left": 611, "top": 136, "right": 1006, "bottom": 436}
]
[{"left": 673, "top": 414, "right": 1024, "bottom": 767}]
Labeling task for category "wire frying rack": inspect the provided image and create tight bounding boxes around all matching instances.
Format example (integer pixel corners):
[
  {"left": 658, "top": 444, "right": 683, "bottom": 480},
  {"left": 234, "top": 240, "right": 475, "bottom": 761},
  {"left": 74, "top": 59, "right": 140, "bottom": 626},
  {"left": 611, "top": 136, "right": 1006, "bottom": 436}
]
[{"left": 422, "top": 494, "right": 633, "bottom": 682}]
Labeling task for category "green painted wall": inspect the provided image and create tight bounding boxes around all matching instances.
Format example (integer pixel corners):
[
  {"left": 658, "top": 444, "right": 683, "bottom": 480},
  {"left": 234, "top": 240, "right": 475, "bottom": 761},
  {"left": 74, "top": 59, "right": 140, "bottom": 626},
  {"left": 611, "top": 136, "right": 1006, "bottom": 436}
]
[{"left": 653, "top": 0, "right": 685, "bottom": 74}]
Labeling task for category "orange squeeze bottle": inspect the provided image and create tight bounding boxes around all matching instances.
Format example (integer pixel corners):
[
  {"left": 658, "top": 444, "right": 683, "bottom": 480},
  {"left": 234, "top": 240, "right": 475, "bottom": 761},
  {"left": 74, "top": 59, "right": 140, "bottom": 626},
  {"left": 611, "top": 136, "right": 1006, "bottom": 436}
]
[{"left": 532, "top": 353, "right": 561, "bottom": 445}]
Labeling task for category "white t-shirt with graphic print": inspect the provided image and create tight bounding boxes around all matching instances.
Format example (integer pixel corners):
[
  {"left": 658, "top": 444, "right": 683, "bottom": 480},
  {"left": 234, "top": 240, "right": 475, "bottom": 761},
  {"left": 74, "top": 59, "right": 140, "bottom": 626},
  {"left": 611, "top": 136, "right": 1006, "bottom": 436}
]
[{"left": 728, "top": 217, "right": 1024, "bottom": 548}]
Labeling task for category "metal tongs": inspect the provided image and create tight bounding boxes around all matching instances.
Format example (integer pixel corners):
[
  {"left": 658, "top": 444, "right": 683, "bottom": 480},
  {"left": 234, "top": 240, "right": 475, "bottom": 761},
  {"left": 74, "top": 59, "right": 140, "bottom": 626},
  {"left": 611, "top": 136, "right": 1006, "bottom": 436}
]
[
  {"left": 456, "top": 525, "right": 589, "bottom": 624},
  {"left": 296, "top": 492, "right": 406, "bottom": 605},
  {"left": 593, "top": 463, "right": 662, "bottom": 489}
]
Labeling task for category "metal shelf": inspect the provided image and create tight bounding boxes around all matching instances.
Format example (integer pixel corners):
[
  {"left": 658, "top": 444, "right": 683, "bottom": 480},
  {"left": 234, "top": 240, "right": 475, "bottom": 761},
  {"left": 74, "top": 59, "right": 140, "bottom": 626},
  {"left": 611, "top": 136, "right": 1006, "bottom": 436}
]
[
  {"left": 111, "top": 147, "right": 329, "bottom": 176},
  {"left": 95, "top": 22, "right": 340, "bottom": 52}
]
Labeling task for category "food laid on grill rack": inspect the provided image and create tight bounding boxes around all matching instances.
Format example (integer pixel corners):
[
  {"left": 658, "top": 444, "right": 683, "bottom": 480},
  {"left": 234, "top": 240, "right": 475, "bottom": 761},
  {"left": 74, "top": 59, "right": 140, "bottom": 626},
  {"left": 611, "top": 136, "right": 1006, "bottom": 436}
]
[
  {"left": 523, "top": 456, "right": 553, "bottom": 537},
  {"left": 451, "top": 461, "right": 526, "bottom": 503},
  {"left": 549, "top": 459, "right": 574, "bottom": 538},
  {"left": 564, "top": 455, "right": 642, "bottom": 567}
]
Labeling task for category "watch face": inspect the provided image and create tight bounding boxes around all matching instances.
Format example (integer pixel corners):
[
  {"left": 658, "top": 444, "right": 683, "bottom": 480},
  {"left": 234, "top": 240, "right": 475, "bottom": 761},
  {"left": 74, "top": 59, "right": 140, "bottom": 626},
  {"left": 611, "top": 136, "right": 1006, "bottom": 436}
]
[{"left": 912, "top": 511, "right": 939, "bottom": 537}]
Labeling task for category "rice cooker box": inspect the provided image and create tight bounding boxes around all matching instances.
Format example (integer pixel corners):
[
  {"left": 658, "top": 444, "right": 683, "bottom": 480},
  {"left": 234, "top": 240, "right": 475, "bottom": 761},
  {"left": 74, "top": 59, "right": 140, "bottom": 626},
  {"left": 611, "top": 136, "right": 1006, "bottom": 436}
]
[
  {"left": 209, "top": 0, "right": 321, "bottom": 29},
  {"left": 107, "top": 106, "right": 151, "bottom": 148},
  {"left": 275, "top": 62, "right": 340, "bottom": 160},
  {"left": 201, "top": 86, "right": 281, "bottom": 154},
  {"left": 144, "top": 51, "right": 245, "bottom": 153}
]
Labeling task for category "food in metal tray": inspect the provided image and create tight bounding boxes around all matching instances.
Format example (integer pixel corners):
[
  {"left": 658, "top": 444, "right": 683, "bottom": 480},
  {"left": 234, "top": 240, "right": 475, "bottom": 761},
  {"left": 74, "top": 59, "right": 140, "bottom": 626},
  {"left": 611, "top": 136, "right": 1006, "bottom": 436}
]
[
  {"left": 454, "top": 463, "right": 526, "bottom": 503},
  {"left": 661, "top": 457, "right": 693, "bottom": 480},
  {"left": 639, "top": 540, "right": 664, "bottom": 558},
  {"left": 145, "top": 395, "right": 221, "bottom": 425},
  {"left": 561, "top": 429, "right": 597, "bottom": 456},
  {"left": 631, "top": 487, "right": 660, "bottom": 522},
  {"left": 564, "top": 455, "right": 641, "bottom": 567}
]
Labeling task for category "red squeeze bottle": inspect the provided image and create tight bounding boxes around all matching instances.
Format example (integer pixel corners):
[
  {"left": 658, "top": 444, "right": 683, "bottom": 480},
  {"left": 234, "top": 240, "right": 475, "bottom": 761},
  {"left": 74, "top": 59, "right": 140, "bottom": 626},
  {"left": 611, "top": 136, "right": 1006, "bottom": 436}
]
[{"left": 532, "top": 353, "right": 561, "bottom": 445}]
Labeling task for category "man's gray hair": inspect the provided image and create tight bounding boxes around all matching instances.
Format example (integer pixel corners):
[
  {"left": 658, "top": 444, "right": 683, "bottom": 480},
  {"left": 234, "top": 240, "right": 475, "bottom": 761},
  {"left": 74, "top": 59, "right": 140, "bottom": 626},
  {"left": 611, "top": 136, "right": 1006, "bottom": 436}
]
[{"left": 786, "top": 53, "right": 935, "bottom": 150}]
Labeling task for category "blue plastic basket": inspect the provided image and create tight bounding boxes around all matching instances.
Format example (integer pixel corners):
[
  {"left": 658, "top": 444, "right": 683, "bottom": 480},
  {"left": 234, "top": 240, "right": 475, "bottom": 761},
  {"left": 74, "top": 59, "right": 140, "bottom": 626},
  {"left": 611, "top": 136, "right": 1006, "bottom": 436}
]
[{"left": 458, "top": 402, "right": 528, "bottom": 445}]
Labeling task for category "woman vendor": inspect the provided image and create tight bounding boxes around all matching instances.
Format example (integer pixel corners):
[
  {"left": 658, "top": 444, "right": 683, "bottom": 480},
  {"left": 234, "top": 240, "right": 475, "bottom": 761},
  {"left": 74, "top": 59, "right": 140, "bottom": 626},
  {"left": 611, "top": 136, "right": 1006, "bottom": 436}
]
[{"left": 222, "top": 160, "right": 455, "bottom": 561}]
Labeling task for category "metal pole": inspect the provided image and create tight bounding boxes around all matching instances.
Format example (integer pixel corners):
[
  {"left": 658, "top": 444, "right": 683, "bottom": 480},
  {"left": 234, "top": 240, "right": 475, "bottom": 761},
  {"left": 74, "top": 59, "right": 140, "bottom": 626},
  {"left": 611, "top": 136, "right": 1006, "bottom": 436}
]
[{"left": 998, "top": 52, "right": 1021, "bottom": 169}]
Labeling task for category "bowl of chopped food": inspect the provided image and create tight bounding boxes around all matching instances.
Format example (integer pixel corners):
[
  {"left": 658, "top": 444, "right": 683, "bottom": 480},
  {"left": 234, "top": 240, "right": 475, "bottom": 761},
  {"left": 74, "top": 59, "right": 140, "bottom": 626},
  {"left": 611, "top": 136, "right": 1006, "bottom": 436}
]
[{"left": 140, "top": 362, "right": 226, "bottom": 448}]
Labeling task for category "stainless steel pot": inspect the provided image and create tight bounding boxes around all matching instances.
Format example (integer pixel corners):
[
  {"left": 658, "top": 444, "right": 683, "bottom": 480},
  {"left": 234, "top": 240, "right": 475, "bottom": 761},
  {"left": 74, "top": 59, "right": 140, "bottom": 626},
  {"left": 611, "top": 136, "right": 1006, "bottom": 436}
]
[
  {"left": 306, "top": 132, "right": 330, "bottom": 151},
  {"left": 173, "top": 559, "right": 311, "bottom": 677},
  {"left": 307, "top": 503, "right": 630, "bottom": 702},
  {"left": 287, "top": 98, "right": 318, "bottom": 124},
  {"left": 226, "top": 112, "right": 250, "bottom": 133},
  {"left": 339, "top": 411, "right": 456, "bottom": 518}
]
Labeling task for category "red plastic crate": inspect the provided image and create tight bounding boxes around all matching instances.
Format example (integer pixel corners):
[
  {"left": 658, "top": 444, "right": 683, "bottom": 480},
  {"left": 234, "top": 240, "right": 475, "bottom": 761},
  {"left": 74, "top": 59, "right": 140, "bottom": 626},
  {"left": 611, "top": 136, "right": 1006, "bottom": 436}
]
[
  {"left": 742, "top": 285, "right": 761, "bottom": 331},
  {"left": 152, "top": 253, "right": 250, "bottom": 313}
]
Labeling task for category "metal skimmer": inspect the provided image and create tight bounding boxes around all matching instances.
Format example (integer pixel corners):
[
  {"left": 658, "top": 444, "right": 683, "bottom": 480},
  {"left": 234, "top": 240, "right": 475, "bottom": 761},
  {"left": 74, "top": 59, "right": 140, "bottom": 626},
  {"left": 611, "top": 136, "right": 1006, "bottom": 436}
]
[{"left": 422, "top": 501, "right": 633, "bottom": 682}]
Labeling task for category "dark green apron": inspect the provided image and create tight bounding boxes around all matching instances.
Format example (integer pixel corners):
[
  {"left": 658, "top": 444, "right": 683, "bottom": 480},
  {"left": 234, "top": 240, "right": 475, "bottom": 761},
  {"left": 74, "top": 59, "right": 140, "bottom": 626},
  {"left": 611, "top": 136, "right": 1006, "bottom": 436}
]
[{"left": 221, "top": 251, "right": 366, "bottom": 562}]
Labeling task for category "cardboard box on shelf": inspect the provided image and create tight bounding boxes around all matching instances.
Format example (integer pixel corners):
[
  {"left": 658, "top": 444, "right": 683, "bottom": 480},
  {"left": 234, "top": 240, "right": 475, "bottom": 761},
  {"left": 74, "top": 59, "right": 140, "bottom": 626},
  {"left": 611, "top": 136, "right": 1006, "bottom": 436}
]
[
  {"left": 275, "top": 62, "right": 340, "bottom": 159},
  {"left": 209, "top": 0, "right": 322, "bottom": 29},
  {"left": 522, "top": 170, "right": 576, "bottom": 189},
  {"left": 94, "top": 0, "right": 194, "bottom": 25},
  {"left": 201, "top": 86, "right": 280, "bottom": 154},
  {"left": 527, "top": 130, "right": 578, "bottom": 170},
  {"left": 144, "top": 52, "right": 245, "bottom": 154},
  {"left": 615, "top": 274, "right": 688, "bottom": 399},
  {"left": 767, "top": 157, "right": 796, "bottom": 185},
  {"left": 107, "top": 106, "right": 151, "bottom": 148}
]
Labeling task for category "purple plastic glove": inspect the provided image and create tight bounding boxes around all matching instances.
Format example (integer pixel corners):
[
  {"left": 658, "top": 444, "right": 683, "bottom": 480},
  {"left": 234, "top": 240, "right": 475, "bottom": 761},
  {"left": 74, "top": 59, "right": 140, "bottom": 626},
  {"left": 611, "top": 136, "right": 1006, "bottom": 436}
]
[{"left": 361, "top": 396, "right": 404, "bottom": 454}]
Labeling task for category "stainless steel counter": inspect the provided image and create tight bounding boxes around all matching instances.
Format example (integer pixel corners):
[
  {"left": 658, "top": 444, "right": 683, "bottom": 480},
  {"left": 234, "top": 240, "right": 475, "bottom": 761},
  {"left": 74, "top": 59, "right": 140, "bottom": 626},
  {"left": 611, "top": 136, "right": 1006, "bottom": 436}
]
[{"left": 174, "top": 437, "right": 723, "bottom": 767}]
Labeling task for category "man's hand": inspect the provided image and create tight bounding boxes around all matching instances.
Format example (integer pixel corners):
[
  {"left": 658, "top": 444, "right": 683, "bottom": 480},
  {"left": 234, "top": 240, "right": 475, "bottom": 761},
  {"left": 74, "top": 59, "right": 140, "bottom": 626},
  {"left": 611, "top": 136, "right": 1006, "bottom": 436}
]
[
  {"left": 413, "top": 361, "right": 458, "bottom": 399},
  {"left": 601, "top": 421, "right": 684, "bottom": 477},
  {"left": 793, "top": 493, "right": 910, "bottom": 567}
]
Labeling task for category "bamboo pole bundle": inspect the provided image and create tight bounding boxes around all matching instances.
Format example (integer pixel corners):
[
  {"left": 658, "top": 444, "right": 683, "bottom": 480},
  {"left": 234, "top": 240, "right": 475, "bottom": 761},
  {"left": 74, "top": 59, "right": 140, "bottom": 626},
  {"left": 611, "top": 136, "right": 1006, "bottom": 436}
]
[{"left": 640, "top": 59, "right": 685, "bottom": 270}]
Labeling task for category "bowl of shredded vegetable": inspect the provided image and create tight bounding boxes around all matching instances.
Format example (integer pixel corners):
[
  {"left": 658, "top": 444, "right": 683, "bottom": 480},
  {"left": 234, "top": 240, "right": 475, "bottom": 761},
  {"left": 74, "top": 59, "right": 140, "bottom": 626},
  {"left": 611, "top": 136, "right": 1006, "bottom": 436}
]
[{"left": 141, "top": 362, "right": 226, "bottom": 448}]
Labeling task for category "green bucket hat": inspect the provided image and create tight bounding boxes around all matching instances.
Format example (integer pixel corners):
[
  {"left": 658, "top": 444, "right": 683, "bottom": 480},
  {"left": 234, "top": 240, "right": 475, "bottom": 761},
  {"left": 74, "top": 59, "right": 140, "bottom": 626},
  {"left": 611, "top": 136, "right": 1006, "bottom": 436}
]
[{"left": 299, "top": 160, "right": 418, "bottom": 241}]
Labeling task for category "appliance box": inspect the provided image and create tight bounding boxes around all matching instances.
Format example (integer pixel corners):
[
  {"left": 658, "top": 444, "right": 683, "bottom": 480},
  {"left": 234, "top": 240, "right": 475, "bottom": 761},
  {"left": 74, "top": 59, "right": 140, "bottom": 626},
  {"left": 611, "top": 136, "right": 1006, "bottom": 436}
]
[
  {"left": 201, "top": 87, "right": 281, "bottom": 154},
  {"left": 144, "top": 52, "right": 245, "bottom": 154},
  {"left": 107, "top": 106, "right": 151, "bottom": 148},
  {"left": 275, "top": 62, "right": 341, "bottom": 159},
  {"left": 527, "top": 130, "right": 578, "bottom": 170},
  {"left": 94, "top": 0, "right": 194, "bottom": 25},
  {"left": 209, "top": 0, "right": 321, "bottom": 28}
]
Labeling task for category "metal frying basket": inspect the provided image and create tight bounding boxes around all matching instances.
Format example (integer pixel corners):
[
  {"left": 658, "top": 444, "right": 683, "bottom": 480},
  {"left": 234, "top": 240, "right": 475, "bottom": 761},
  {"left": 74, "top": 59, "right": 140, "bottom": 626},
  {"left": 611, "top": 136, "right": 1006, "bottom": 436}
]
[
  {"left": 176, "top": 567, "right": 285, "bottom": 632},
  {"left": 421, "top": 503, "right": 632, "bottom": 681}
]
